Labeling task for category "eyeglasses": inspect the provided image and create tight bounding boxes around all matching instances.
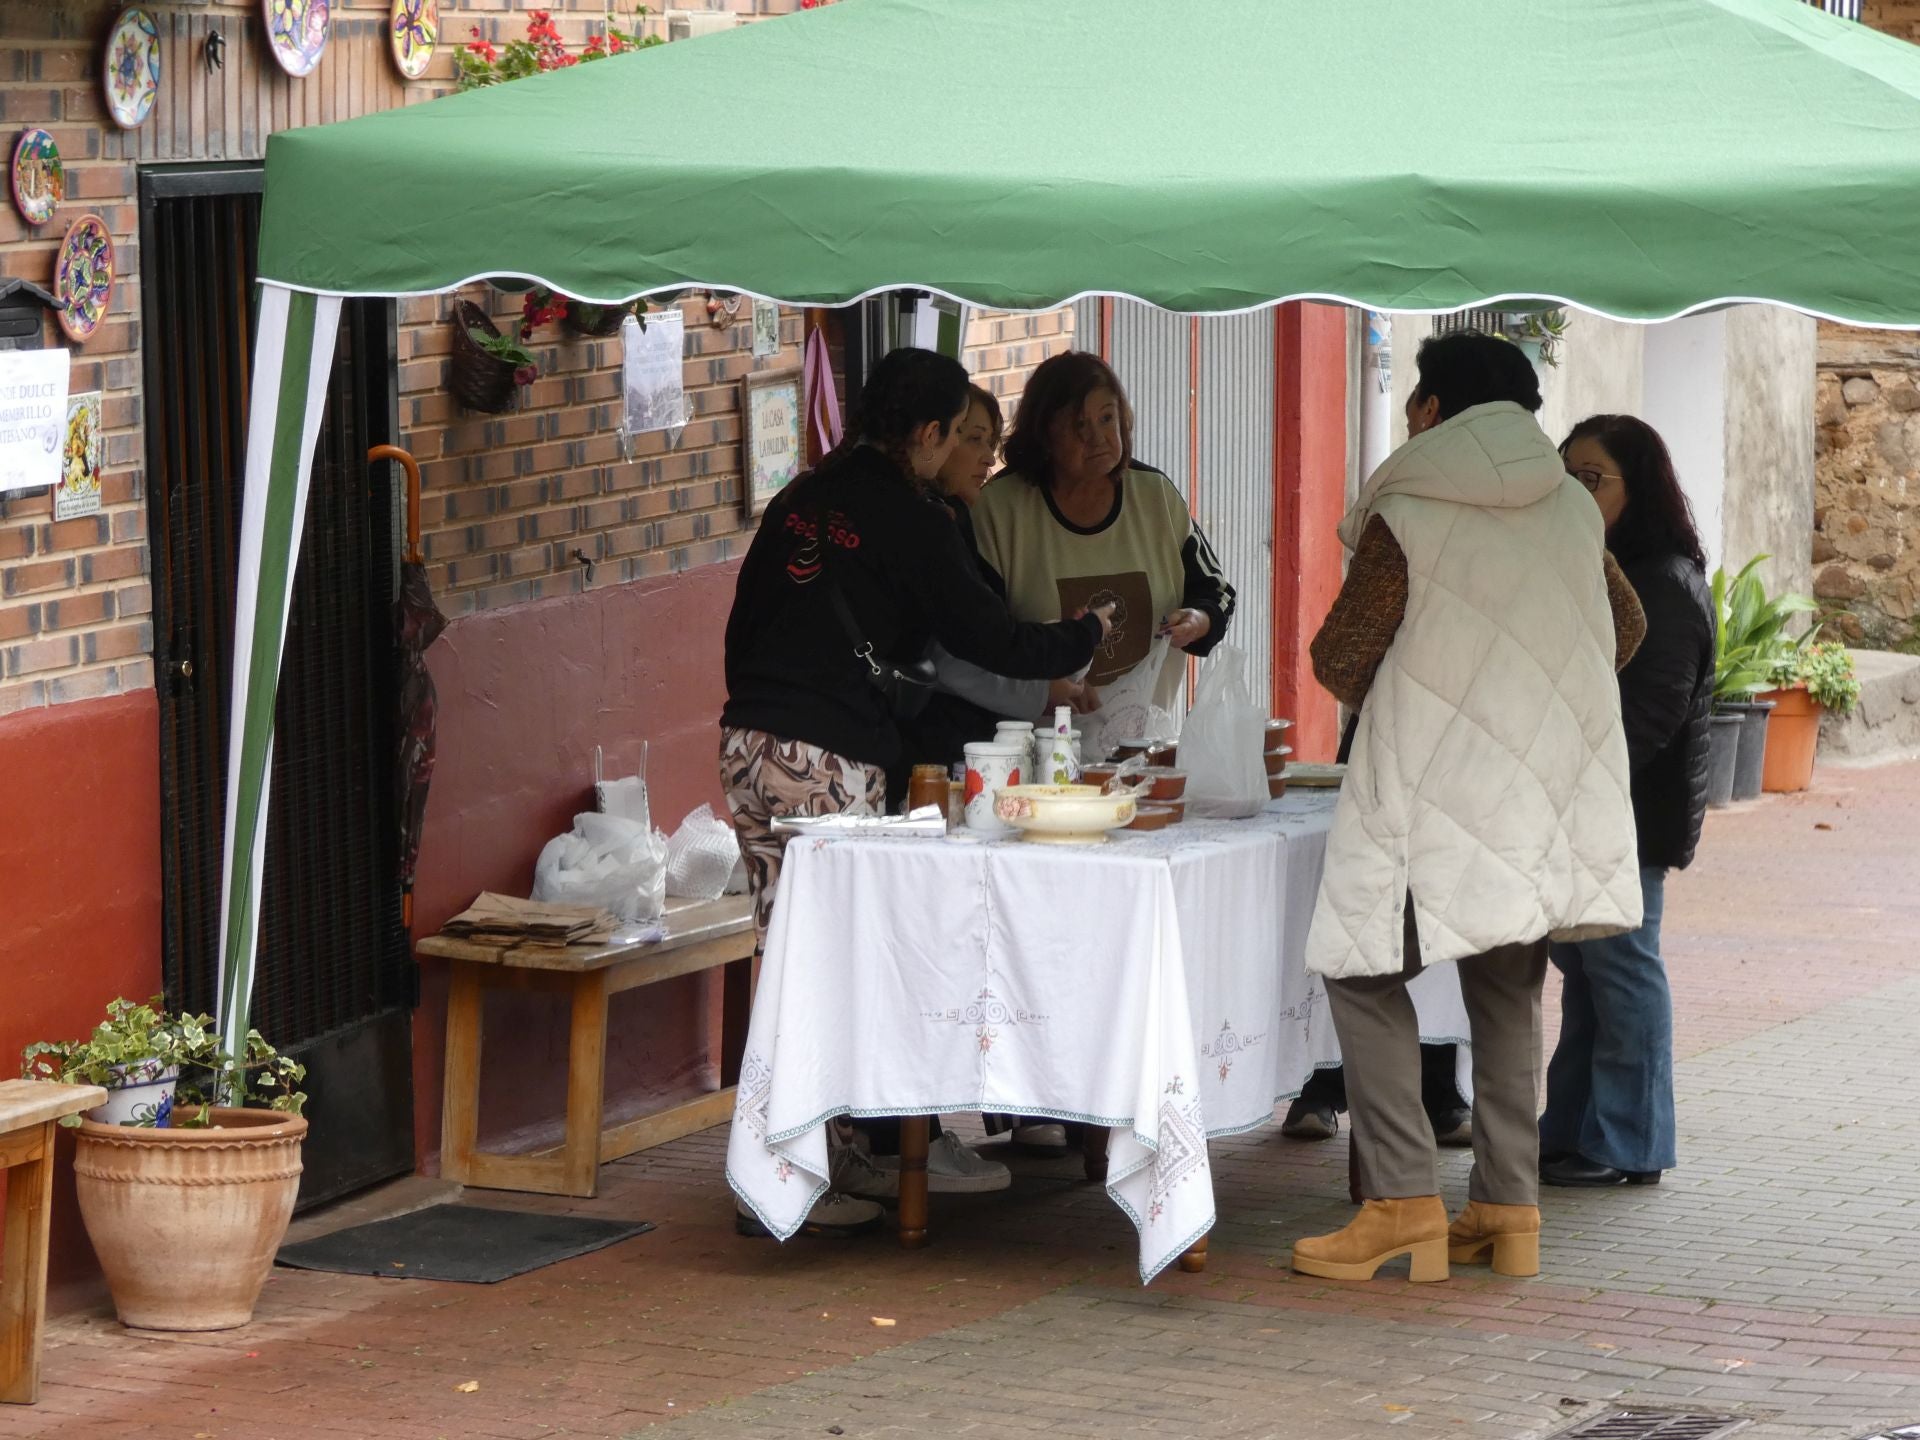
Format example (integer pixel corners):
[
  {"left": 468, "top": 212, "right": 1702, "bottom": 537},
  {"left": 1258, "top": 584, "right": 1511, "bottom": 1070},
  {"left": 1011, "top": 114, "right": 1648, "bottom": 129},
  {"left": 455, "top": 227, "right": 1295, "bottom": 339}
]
[{"left": 1569, "top": 466, "right": 1623, "bottom": 494}]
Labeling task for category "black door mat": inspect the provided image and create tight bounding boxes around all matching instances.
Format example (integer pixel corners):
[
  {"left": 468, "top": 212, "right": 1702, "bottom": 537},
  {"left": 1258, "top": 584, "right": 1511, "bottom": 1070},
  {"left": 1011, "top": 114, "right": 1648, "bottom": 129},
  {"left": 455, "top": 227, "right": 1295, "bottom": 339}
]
[{"left": 276, "top": 1204, "right": 655, "bottom": 1284}]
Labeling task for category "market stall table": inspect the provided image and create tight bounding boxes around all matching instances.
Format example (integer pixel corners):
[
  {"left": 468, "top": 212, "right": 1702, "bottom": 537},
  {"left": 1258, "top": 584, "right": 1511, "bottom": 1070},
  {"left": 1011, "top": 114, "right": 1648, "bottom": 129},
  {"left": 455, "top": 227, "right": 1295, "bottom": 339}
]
[{"left": 726, "top": 790, "right": 1470, "bottom": 1282}]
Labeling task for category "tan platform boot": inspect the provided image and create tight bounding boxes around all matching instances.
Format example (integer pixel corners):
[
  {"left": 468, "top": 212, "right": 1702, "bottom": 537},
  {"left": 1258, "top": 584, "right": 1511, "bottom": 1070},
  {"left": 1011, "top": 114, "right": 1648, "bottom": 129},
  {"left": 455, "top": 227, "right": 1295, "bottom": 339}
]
[
  {"left": 1291, "top": 1196, "right": 1449, "bottom": 1282},
  {"left": 1447, "top": 1201, "right": 1541, "bottom": 1277}
]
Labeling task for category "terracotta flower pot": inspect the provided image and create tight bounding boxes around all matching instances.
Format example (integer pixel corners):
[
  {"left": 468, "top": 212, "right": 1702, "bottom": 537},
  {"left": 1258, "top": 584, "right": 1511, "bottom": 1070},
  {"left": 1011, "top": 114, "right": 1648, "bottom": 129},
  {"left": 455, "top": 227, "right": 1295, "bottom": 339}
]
[
  {"left": 74, "top": 1107, "right": 307, "bottom": 1331},
  {"left": 1757, "top": 684, "right": 1822, "bottom": 794}
]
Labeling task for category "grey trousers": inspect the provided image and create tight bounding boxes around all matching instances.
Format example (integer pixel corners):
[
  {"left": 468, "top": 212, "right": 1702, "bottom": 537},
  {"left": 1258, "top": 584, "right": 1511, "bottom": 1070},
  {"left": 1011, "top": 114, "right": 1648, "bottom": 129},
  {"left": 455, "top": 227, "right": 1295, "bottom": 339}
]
[{"left": 1326, "top": 901, "right": 1548, "bottom": 1204}]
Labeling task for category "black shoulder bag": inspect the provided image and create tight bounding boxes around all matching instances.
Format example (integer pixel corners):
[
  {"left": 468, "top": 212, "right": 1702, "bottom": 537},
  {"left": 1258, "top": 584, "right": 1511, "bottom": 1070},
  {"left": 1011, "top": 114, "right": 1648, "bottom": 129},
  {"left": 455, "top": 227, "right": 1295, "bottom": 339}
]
[{"left": 814, "top": 501, "right": 937, "bottom": 721}]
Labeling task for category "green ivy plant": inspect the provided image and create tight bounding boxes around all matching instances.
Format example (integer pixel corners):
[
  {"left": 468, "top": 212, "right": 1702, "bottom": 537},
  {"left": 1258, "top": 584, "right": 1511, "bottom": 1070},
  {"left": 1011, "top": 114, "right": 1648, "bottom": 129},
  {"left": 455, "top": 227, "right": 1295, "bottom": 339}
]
[
  {"left": 1770, "top": 640, "right": 1862, "bottom": 716},
  {"left": 22, "top": 997, "right": 307, "bottom": 1128},
  {"left": 1711, "top": 555, "right": 1816, "bottom": 703}
]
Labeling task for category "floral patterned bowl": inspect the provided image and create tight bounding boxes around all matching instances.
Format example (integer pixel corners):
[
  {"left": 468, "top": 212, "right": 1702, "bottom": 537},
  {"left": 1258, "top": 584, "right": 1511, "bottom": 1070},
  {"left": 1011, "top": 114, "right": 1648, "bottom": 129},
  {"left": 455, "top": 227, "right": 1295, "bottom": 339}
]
[{"left": 992, "top": 784, "right": 1137, "bottom": 844}]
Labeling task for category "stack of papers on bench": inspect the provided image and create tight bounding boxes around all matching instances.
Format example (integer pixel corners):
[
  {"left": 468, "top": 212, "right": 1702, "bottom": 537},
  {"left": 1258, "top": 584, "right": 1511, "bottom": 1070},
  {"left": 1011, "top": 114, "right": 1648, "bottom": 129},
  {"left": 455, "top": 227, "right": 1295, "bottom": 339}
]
[{"left": 441, "top": 893, "right": 619, "bottom": 948}]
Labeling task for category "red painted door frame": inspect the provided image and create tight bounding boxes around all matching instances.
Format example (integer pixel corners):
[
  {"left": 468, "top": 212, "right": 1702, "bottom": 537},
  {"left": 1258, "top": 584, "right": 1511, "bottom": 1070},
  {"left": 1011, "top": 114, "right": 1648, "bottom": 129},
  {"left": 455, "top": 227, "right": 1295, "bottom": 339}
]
[{"left": 1270, "top": 302, "right": 1347, "bottom": 762}]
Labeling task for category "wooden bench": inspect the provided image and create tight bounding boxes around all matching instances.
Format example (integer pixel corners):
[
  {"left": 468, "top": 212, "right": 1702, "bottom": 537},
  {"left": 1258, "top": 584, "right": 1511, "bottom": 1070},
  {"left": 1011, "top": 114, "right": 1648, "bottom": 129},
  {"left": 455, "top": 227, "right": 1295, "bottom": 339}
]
[
  {"left": 2, "top": 1079, "right": 106, "bottom": 1405},
  {"left": 418, "top": 894, "right": 756, "bottom": 1198}
]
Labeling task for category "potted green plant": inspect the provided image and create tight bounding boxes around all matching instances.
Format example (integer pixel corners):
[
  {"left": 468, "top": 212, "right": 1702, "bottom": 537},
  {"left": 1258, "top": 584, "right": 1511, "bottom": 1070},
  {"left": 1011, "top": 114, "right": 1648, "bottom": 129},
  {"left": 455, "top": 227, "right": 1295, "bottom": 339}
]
[
  {"left": 449, "top": 298, "right": 538, "bottom": 413},
  {"left": 23, "top": 998, "right": 308, "bottom": 1332},
  {"left": 1708, "top": 556, "right": 1814, "bottom": 805},
  {"left": 1758, "top": 640, "right": 1861, "bottom": 793}
]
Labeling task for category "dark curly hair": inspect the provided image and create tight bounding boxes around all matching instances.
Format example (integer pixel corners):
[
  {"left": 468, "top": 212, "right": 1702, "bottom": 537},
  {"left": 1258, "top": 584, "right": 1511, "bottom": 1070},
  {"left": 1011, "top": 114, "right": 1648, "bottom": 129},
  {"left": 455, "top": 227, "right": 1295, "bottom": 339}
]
[
  {"left": 1003, "top": 351, "right": 1134, "bottom": 489},
  {"left": 1413, "top": 329, "right": 1543, "bottom": 420},
  {"left": 825, "top": 346, "right": 971, "bottom": 474},
  {"left": 1561, "top": 414, "right": 1707, "bottom": 571}
]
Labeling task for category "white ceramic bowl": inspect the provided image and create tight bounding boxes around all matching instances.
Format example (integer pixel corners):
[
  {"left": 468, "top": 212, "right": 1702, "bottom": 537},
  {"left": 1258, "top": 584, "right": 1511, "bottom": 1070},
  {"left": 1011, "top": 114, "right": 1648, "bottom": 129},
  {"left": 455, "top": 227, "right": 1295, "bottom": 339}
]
[{"left": 992, "top": 784, "right": 1137, "bottom": 844}]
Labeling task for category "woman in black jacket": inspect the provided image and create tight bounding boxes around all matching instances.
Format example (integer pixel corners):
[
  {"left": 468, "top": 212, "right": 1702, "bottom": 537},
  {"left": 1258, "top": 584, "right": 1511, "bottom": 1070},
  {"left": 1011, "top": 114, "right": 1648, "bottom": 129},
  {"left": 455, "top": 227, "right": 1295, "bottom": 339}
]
[
  {"left": 1540, "top": 415, "right": 1715, "bottom": 1188},
  {"left": 721, "top": 347, "right": 1109, "bottom": 1232}
]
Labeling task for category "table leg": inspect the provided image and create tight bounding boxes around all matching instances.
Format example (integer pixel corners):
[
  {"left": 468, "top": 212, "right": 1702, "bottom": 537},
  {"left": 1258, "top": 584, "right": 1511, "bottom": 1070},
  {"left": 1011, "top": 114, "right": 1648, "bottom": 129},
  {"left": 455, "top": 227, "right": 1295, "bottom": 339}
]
[
  {"left": 1081, "top": 1124, "right": 1109, "bottom": 1184},
  {"left": 562, "top": 972, "right": 611, "bottom": 1198},
  {"left": 718, "top": 954, "right": 756, "bottom": 1087},
  {"left": 1347, "top": 1130, "right": 1362, "bottom": 1206},
  {"left": 1178, "top": 1233, "right": 1210, "bottom": 1275},
  {"left": 440, "top": 963, "right": 484, "bottom": 1186},
  {"left": 0, "top": 1122, "right": 55, "bottom": 1404},
  {"left": 897, "top": 1116, "right": 930, "bottom": 1249}
]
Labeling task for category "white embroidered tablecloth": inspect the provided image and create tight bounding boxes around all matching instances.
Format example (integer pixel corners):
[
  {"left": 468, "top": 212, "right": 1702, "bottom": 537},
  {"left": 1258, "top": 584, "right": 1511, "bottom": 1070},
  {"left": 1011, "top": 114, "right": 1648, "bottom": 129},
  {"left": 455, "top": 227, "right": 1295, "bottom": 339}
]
[{"left": 725, "top": 790, "right": 1468, "bottom": 1282}]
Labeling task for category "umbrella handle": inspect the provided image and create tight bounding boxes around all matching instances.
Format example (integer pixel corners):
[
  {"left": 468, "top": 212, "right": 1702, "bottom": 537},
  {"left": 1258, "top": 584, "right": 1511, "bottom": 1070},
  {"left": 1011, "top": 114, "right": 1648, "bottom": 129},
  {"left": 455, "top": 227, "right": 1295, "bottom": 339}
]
[{"left": 369, "top": 444, "right": 423, "bottom": 565}]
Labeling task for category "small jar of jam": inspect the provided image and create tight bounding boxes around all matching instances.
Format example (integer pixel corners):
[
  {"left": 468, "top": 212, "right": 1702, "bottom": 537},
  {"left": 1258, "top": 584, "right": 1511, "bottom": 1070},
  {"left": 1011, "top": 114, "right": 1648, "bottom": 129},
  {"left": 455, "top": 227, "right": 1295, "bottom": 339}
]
[{"left": 907, "top": 764, "right": 950, "bottom": 823}]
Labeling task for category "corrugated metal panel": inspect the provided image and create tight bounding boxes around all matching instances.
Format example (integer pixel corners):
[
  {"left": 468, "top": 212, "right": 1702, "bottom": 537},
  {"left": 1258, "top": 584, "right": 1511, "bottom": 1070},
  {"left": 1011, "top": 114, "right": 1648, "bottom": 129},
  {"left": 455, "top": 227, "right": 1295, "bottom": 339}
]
[
  {"left": 1059, "top": 300, "right": 1280, "bottom": 712},
  {"left": 1195, "top": 311, "right": 1275, "bottom": 709},
  {"left": 1108, "top": 303, "right": 1194, "bottom": 500}
]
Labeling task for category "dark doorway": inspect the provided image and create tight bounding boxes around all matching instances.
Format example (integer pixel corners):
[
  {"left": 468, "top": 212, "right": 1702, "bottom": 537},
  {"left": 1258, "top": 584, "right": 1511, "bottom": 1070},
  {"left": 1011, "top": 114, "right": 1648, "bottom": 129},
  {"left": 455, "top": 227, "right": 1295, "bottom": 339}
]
[{"left": 140, "top": 163, "right": 415, "bottom": 1208}]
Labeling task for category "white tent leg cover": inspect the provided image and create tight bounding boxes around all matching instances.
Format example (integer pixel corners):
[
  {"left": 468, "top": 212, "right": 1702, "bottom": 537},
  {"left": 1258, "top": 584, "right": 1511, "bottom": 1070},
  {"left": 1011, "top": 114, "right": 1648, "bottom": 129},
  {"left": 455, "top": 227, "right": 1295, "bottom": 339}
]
[{"left": 216, "top": 283, "right": 341, "bottom": 1083}]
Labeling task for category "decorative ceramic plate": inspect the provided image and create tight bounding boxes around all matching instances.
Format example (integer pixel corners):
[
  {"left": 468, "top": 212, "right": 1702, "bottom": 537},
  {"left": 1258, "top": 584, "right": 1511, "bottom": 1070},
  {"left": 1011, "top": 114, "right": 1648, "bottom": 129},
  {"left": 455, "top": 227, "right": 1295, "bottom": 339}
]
[
  {"left": 10, "top": 129, "right": 63, "bottom": 226},
  {"left": 265, "top": 0, "right": 331, "bottom": 78},
  {"left": 55, "top": 214, "right": 115, "bottom": 344},
  {"left": 102, "top": 7, "right": 160, "bottom": 130},
  {"left": 389, "top": 0, "right": 437, "bottom": 80}
]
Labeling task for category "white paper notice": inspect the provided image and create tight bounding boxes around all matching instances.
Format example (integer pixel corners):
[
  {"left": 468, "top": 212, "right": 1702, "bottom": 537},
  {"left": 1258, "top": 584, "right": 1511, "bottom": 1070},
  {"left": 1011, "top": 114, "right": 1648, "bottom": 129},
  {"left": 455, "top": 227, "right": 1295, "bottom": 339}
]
[
  {"left": 621, "top": 310, "right": 688, "bottom": 435},
  {"left": 0, "top": 348, "right": 69, "bottom": 494}
]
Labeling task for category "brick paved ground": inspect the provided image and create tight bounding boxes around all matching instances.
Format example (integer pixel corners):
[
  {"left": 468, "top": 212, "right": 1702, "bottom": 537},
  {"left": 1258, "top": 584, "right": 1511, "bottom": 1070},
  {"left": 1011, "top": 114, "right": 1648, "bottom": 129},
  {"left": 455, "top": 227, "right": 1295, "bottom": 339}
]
[{"left": 8, "top": 761, "right": 1919, "bottom": 1440}]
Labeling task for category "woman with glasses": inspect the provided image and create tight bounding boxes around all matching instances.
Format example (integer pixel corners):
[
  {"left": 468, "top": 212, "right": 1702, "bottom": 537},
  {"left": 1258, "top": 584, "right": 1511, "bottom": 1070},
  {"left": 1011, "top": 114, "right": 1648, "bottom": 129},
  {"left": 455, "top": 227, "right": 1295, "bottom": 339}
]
[{"left": 1541, "top": 415, "right": 1716, "bottom": 1189}]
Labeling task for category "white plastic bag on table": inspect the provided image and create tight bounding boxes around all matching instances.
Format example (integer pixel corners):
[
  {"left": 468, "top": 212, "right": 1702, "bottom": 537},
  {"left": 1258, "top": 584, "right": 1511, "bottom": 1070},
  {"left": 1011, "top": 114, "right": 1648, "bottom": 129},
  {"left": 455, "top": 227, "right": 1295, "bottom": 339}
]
[
  {"left": 665, "top": 802, "right": 741, "bottom": 901},
  {"left": 593, "top": 744, "right": 652, "bottom": 829},
  {"left": 532, "top": 810, "right": 667, "bottom": 922},
  {"left": 1180, "top": 642, "right": 1267, "bottom": 819},
  {"left": 1076, "top": 638, "right": 1177, "bottom": 762}
]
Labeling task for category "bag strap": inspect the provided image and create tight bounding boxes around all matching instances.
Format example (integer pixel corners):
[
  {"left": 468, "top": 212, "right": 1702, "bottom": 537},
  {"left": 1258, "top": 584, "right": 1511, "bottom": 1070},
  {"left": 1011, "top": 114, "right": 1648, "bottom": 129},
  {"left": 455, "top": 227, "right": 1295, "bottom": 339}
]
[{"left": 811, "top": 495, "right": 884, "bottom": 678}]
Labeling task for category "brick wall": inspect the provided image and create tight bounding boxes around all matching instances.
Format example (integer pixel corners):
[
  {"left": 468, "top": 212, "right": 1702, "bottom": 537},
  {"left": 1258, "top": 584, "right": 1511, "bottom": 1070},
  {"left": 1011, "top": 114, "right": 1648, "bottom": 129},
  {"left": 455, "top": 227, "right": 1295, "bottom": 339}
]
[
  {"left": 962, "top": 306, "right": 1077, "bottom": 423},
  {"left": 0, "top": 0, "right": 809, "bottom": 710}
]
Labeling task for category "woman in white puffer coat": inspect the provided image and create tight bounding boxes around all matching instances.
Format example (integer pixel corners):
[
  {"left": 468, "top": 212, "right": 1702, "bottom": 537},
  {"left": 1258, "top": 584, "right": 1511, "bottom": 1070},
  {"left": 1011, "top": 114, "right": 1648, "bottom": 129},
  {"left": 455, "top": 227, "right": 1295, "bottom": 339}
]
[{"left": 1290, "top": 330, "right": 1646, "bottom": 1286}]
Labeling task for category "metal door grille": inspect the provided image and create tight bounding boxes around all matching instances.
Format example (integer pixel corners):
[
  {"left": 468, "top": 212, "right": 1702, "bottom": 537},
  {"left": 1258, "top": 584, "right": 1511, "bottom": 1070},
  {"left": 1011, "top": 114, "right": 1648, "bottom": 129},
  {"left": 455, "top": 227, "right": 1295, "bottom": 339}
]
[
  {"left": 142, "top": 167, "right": 409, "bottom": 1056},
  {"left": 1553, "top": 1409, "right": 1748, "bottom": 1440}
]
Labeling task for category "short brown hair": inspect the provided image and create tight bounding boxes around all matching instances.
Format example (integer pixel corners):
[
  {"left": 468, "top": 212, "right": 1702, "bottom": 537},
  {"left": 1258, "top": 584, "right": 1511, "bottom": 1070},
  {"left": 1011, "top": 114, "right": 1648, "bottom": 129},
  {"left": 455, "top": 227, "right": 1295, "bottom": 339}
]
[
  {"left": 966, "top": 383, "right": 1003, "bottom": 447},
  {"left": 1003, "top": 352, "right": 1133, "bottom": 489}
]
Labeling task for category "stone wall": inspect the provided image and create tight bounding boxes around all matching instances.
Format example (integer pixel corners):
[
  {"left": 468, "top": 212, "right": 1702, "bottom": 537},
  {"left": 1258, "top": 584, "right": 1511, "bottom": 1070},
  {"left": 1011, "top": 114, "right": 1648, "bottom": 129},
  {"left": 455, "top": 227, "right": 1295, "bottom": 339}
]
[{"left": 1812, "top": 329, "right": 1920, "bottom": 649}]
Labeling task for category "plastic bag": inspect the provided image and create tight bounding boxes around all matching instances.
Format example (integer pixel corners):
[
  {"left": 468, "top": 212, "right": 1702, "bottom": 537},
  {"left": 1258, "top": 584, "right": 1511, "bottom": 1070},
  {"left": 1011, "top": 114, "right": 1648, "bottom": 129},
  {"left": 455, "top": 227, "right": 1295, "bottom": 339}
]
[
  {"left": 532, "top": 810, "right": 667, "bottom": 922},
  {"left": 665, "top": 803, "right": 741, "bottom": 901},
  {"left": 1180, "top": 643, "right": 1267, "bottom": 819},
  {"left": 1077, "top": 638, "right": 1178, "bottom": 762},
  {"left": 593, "top": 744, "right": 652, "bottom": 829}
]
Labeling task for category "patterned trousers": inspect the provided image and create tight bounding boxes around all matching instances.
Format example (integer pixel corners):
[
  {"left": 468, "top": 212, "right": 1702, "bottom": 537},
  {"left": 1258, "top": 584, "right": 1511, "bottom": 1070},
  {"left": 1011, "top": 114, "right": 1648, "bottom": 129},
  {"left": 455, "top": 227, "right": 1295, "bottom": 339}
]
[{"left": 718, "top": 726, "right": 887, "bottom": 953}]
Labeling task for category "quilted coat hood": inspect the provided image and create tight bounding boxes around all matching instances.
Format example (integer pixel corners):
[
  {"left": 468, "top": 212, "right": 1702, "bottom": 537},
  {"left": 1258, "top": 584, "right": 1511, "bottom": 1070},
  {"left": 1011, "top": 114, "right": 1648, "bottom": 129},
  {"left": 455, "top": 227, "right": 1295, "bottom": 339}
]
[{"left": 1338, "top": 402, "right": 1570, "bottom": 550}]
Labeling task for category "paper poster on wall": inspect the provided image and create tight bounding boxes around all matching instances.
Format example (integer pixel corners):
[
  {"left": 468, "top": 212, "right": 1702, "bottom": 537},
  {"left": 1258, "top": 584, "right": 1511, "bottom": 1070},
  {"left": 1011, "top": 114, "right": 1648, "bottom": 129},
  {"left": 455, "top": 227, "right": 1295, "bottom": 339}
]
[
  {"left": 0, "top": 347, "right": 69, "bottom": 493},
  {"left": 55, "top": 390, "right": 102, "bottom": 519},
  {"left": 621, "top": 309, "right": 688, "bottom": 435},
  {"left": 751, "top": 299, "right": 780, "bottom": 359}
]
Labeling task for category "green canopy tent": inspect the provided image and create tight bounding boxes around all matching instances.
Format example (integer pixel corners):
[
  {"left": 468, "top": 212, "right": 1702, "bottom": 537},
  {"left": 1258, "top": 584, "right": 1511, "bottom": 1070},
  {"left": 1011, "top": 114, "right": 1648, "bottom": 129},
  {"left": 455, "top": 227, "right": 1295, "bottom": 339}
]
[{"left": 219, "top": 0, "right": 1920, "bottom": 1051}]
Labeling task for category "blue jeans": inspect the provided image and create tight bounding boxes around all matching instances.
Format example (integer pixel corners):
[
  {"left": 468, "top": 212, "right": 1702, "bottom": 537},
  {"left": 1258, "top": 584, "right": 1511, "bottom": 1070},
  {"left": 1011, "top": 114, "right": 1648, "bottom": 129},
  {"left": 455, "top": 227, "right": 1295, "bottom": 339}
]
[{"left": 1539, "top": 866, "right": 1677, "bottom": 1174}]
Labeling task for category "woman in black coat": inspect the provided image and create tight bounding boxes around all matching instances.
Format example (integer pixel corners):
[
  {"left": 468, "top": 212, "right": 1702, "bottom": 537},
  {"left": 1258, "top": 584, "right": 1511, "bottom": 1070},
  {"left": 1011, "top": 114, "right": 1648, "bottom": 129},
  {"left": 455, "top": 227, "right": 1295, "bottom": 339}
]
[{"left": 1540, "top": 415, "right": 1716, "bottom": 1188}]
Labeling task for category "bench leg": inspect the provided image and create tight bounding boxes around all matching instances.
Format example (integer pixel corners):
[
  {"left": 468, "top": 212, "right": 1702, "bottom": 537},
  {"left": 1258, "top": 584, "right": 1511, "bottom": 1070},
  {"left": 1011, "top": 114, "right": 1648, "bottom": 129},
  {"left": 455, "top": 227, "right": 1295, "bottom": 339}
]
[
  {"left": 563, "top": 972, "right": 610, "bottom": 1198},
  {"left": 441, "top": 962, "right": 484, "bottom": 1186},
  {"left": 1, "top": 1122, "right": 55, "bottom": 1404},
  {"left": 896, "top": 1116, "right": 930, "bottom": 1249}
]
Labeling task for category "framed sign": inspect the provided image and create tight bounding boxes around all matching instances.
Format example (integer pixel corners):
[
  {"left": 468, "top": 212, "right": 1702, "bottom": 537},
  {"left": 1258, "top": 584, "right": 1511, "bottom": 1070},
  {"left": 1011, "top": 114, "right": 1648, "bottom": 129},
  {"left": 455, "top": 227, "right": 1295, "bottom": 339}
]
[{"left": 742, "top": 368, "right": 801, "bottom": 518}]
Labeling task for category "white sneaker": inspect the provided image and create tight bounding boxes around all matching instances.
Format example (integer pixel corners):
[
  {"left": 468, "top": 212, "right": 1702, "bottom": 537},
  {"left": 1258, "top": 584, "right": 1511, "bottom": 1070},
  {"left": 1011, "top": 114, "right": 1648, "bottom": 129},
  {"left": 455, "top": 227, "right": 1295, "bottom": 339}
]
[
  {"left": 829, "top": 1144, "right": 900, "bottom": 1200},
  {"left": 735, "top": 1189, "right": 883, "bottom": 1238},
  {"left": 874, "top": 1132, "right": 1013, "bottom": 1194},
  {"left": 1011, "top": 1122, "right": 1069, "bottom": 1152}
]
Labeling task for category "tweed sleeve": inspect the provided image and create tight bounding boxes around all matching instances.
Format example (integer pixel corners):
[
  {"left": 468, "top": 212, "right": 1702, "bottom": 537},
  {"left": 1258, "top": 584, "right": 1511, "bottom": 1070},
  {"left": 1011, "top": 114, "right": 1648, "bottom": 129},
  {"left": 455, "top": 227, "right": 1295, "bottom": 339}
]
[
  {"left": 1310, "top": 516, "right": 1408, "bottom": 711},
  {"left": 1604, "top": 551, "right": 1647, "bottom": 671}
]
